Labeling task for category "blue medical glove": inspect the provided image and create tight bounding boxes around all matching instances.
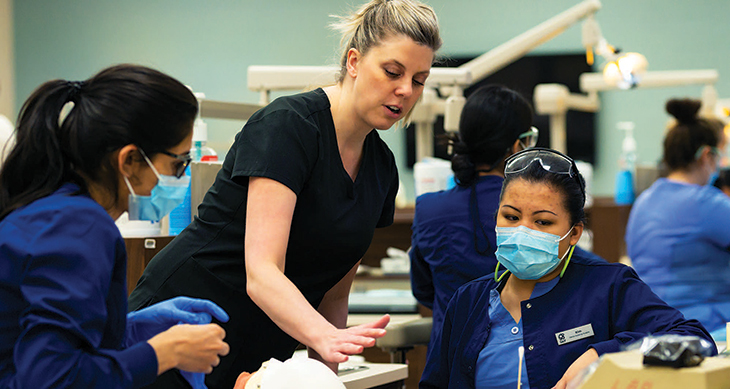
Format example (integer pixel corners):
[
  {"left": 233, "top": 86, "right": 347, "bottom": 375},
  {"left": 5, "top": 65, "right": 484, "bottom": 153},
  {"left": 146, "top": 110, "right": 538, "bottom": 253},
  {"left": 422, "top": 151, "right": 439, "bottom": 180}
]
[
  {"left": 180, "top": 370, "right": 207, "bottom": 389},
  {"left": 126, "top": 296, "right": 229, "bottom": 346}
]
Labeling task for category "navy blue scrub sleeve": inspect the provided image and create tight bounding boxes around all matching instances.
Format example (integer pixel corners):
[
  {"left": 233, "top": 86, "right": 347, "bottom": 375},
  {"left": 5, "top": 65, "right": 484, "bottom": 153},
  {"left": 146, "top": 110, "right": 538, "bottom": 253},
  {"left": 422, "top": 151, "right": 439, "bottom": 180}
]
[{"left": 5, "top": 206, "right": 157, "bottom": 388}]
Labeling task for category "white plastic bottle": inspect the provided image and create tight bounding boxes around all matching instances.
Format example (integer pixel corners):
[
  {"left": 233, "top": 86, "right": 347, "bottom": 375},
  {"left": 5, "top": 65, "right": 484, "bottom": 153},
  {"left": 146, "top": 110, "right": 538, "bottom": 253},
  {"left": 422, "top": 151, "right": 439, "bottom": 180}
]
[{"left": 191, "top": 94, "right": 218, "bottom": 162}]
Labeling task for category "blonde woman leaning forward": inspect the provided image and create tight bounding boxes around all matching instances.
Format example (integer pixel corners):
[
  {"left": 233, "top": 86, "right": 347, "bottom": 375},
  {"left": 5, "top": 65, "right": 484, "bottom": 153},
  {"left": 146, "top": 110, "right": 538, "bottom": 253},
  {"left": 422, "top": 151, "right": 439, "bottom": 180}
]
[{"left": 129, "top": 0, "right": 442, "bottom": 387}]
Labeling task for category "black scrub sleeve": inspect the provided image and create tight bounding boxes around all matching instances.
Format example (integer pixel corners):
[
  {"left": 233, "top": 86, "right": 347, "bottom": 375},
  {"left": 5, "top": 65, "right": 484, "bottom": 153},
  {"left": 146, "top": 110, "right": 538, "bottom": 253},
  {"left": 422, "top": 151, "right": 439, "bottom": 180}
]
[{"left": 231, "top": 109, "right": 320, "bottom": 196}]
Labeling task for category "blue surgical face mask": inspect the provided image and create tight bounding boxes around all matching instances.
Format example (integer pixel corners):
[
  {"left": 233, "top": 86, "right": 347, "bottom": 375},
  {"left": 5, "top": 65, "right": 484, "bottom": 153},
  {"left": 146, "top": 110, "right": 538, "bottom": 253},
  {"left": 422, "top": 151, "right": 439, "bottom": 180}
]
[
  {"left": 124, "top": 152, "right": 190, "bottom": 221},
  {"left": 495, "top": 225, "right": 574, "bottom": 280}
]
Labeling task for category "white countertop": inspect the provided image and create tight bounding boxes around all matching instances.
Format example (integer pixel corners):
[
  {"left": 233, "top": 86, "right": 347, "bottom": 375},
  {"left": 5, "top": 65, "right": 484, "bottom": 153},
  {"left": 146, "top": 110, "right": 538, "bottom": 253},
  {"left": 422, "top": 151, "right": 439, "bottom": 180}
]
[{"left": 339, "top": 362, "right": 408, "bottom": 389}]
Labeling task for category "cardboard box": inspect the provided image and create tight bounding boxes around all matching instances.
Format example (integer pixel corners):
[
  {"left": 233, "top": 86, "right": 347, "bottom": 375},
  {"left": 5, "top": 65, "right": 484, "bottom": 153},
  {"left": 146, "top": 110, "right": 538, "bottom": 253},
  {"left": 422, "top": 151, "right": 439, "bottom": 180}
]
[{"left": 577, "top": 351, "right": 730, "bottom": 389}]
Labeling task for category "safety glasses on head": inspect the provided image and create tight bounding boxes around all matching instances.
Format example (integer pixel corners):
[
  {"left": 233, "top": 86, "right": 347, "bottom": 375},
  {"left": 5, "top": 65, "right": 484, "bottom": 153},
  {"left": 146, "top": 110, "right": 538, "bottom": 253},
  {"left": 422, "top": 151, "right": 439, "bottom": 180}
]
[
  {"left": 518, "top": 126, "right": 539, "bottom": 150},
  {"left": 504, "top": 147, "right": 585, "bottom": 200}
]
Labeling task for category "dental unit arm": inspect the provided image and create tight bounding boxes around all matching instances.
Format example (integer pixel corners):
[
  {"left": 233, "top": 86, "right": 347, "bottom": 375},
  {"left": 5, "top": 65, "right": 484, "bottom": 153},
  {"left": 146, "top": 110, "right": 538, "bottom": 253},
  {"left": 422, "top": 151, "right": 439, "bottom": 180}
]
[{"left": 534, "top": 69, "right": 719, "bottom": 153}]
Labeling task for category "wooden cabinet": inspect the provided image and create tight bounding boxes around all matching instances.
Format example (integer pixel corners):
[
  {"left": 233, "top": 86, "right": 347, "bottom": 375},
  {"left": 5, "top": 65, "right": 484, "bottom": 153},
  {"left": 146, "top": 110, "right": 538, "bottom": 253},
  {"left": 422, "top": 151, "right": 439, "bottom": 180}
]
[
  {"left": 124, "top": 236, "right": 175, "bottom": 295},
  {"left": 585, "top": 197, "right": 632, "bottom": 263}
]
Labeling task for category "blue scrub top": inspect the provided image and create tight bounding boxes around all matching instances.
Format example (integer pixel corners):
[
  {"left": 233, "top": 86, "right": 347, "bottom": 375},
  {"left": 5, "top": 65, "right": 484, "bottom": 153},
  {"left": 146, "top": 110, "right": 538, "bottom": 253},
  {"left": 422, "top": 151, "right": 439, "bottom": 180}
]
[
  {"left": 475, "top": 277, "right": 559, "bottom": 389},
  {"left": 626, "top": 178, "right": 730, "bottom": 332}
]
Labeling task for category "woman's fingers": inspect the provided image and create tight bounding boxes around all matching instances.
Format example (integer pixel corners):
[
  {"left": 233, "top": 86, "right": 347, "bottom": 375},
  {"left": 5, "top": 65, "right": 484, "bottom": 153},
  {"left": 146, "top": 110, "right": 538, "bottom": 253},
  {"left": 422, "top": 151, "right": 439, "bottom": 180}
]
[
  {"left": 149, "top": 323, "right": 229, "bottom": 375},
  {"left": 354, "top": 314, "right": 390, "bottom": 330},
  {"left": 175, "top": 324, "right": 229, "bottom": 372},
  {"left": 351, "top": 327, "right": 387, "bottom": 339}
]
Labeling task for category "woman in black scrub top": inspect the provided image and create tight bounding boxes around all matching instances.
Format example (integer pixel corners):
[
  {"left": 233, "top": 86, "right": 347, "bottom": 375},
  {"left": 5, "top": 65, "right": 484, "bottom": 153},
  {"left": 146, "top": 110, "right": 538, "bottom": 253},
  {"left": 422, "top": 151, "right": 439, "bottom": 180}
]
[{"left": 129, "top": 0, "right": 442, "bottom": 387}]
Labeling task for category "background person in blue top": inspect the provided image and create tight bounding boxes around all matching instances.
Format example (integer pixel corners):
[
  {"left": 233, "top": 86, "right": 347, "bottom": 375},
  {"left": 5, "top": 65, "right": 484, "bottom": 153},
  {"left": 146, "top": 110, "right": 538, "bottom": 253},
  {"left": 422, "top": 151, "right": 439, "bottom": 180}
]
[
  {"left": 0, "top": 64, "right": 231, "bottom": 388},
  {"left": 128, "top": 1, "right": 442, "bottom": 387},
  {"left": 420, "top": 148, "right": 715, "bottom": 389},
  {"left": 626, "top": 98, "right": 730, "bottom": 339},
  {"left": 409, "top": 84, "right": 536, "bottom": 346}
]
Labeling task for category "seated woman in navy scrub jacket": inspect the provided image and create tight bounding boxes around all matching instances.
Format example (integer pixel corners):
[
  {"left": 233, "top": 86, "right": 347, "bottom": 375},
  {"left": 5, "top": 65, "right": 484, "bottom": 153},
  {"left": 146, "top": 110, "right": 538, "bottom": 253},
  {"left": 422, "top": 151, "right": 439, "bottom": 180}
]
[
  {"left": 0, "top": 64, "right": 230, "bottom": 388},
  {"left": 626, "top": 98, "right": 730, "bottom": 337},
  {"left": 420, "top": 148, "right": 715, "bottom": 389},
  {"left": 409, "top": 84, "right": 537, "bottom": 346}
]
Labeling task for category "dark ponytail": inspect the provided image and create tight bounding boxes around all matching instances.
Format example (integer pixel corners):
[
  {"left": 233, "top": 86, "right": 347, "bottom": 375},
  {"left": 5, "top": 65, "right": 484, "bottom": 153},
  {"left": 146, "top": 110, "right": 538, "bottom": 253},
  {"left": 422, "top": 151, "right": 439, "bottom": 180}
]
[
  {"left": 0, "top": 64, "right": 197, "bottom": 220},
  {"left": 663, "top": 98, "right": 723, "bottom": 171},
  {"left": 451, "top": 84, "right": 533, "bottom": 187}
]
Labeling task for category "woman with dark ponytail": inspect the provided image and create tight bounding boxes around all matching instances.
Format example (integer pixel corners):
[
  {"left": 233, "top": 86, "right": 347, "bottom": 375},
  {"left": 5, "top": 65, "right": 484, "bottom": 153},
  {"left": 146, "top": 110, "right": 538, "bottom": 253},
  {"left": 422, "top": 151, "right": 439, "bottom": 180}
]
[
  {"left": 0, "top": 64, "right": 231, "bottom": 388},
  {"left": 409, "top": 84, "right": 538, "bottom": 348},
  {"left": 626, "top": 97, "right": 730, "bottom": 339}
]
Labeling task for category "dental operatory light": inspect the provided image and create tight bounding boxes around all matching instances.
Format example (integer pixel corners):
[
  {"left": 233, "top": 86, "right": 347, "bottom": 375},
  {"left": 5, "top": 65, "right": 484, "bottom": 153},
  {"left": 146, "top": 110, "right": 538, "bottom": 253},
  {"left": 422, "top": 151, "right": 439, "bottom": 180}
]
[
  {"left": 582, "top": 15, "right": 647, "bottom": 89},
  {"left": 602, "top": 52, "right": 648, "bottom": 90}
]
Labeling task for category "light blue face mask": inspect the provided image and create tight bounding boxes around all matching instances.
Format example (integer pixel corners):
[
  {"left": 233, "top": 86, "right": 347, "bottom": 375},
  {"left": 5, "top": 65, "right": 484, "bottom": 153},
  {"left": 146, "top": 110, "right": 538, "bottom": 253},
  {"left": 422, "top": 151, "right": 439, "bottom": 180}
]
[
  {"left": 124, "top": 150, "right": 190, "bottom": 221},
  {"left": 494, "top": 225, "right": 575, "bottom": 281}
]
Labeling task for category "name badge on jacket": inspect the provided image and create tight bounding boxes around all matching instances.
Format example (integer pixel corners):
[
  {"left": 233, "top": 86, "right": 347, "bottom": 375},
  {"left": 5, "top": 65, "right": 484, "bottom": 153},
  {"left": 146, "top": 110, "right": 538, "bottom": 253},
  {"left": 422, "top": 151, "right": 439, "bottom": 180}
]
[{"left": 555, "top": 323, "right": 594, "bottom": 345}]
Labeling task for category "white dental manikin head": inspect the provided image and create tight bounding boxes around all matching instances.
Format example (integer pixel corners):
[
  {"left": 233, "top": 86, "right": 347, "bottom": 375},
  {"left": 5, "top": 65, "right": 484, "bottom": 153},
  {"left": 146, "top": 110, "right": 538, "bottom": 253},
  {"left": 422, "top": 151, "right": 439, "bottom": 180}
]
[{"left": 240, "top": 358, "right": 346, "bottom": 389}]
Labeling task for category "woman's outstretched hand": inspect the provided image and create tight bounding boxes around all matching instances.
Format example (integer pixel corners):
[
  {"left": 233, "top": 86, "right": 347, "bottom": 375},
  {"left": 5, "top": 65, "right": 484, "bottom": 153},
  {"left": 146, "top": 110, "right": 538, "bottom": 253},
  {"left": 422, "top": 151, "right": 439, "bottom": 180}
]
[{"left": 312, "top": 314, "right": 390, "bottom": 363}]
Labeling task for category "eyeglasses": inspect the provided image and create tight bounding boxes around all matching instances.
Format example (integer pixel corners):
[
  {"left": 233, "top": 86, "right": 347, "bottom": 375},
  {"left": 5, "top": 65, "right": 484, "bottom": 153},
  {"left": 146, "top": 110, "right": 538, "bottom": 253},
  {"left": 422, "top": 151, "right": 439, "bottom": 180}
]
[
  {"left": 159, "top": 150, "right": 193, "bottom": 178},
  {"left": 138, "top": 148, "right": 192, "bottom": 179},
  {"left": 504, "top": 147, "right": 585, "bottom": 200},
  {"left": 518, "top": 126, "right": 539, "bottom": 149}
]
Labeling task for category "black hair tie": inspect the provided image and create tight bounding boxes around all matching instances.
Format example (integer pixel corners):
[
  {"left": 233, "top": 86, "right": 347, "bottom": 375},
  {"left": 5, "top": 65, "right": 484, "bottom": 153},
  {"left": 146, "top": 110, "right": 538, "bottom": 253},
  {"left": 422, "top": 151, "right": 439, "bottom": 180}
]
[{"left": 66, "top": 81, "right": 85, "bottom": 100}]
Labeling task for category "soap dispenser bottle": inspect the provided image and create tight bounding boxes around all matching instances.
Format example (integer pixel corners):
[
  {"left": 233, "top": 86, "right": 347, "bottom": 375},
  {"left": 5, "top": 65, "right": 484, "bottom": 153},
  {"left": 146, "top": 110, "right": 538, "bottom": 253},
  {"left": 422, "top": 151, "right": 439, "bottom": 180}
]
[
  {"left": 614, "top": 121, "right": 636, "bottom": 205},
  {"left": 191, "top": 93, "right": 218, "bottom": 162}
]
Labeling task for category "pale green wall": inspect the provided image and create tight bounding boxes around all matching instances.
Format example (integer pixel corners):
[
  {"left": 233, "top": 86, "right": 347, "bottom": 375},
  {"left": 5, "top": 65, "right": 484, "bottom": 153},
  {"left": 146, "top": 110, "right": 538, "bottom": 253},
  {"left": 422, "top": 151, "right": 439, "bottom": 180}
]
[{"left": 12, "top": 0, "right": 730, "bottom": 200}]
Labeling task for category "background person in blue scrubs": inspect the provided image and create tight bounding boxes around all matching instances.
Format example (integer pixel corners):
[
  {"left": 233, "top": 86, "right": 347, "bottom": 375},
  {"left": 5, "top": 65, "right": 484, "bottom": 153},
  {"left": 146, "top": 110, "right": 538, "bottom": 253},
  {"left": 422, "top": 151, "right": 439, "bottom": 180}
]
[
  {"left": 626, "top": 98, "right": 730, "bottom": 339},
  {"left": 409, "top": 84, "right": 536, "bottom": 348},
  {"left": 420, "top": 148, "right": 715, "bottom": 389},
  {"left": 0, "top": 64, "right": 230, "bottom": 388}
]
